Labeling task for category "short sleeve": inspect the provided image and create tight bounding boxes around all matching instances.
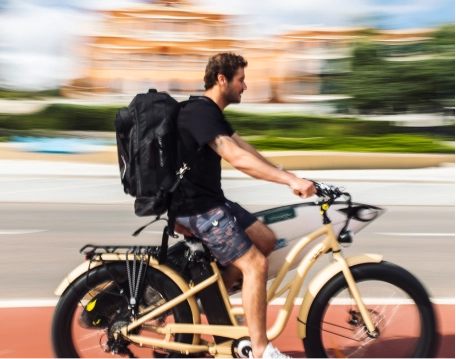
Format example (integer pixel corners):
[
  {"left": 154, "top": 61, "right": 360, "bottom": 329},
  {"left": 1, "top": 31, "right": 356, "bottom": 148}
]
[{"left": 186, "top": 103, "right": 234, "bottom": 147}]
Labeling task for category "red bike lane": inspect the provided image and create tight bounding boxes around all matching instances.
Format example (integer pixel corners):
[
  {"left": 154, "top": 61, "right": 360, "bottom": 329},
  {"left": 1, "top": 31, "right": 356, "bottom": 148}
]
[{"left": 0, "top": 304, "right": 453, "bottom": 358}]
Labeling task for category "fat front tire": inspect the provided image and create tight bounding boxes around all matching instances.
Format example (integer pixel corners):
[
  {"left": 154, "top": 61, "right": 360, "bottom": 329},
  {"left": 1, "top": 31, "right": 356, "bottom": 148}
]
[
  {"left": 52, "top": 262, "right": 195, "bottom": 358},
  {"left": 303, "top": 261, "right": 437, "bottom": 358}
]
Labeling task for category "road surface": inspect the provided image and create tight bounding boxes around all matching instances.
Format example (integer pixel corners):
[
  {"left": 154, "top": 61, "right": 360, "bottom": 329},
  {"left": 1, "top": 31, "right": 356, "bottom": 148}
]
[{"left": 0, "top": 163, "right": 453, "bottom": 357}]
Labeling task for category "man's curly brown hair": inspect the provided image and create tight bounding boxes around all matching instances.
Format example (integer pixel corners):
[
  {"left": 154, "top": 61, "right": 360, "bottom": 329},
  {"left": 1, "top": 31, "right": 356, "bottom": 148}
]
[{"left": 203, "top": 53, "right": 248, "bottom": 90}]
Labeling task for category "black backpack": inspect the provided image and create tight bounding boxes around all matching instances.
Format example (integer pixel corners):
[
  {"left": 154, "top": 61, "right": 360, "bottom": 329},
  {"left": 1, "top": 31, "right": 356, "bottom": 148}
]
[
  {"left": 114, "top": 89, "right": 181, "bottom": 217},
  {"left": 114, "top": 89, "right": 200, "bottom": 258}
]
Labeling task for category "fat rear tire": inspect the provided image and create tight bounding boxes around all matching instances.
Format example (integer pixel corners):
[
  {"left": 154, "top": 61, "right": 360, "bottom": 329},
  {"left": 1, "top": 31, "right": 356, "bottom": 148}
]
[{"left": 52, "top": 262, "right": 194, "bottom": 358}]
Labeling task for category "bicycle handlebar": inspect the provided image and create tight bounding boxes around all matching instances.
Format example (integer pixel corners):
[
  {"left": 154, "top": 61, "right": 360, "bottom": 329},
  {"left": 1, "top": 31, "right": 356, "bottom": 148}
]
[
  {"left": 294, "top": 181, "right": 353, "bottom": 237},
  {"left": 315, "top": 182, "right": 348, "bottom": 199},
  {"left": 294, "top": 181, "right": 349, "bottom": 202}
]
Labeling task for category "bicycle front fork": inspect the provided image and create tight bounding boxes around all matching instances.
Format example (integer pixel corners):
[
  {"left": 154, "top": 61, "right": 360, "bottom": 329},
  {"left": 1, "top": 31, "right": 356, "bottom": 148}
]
[{"left": 332, "top": 252, "right": 378, "bottom": 336}]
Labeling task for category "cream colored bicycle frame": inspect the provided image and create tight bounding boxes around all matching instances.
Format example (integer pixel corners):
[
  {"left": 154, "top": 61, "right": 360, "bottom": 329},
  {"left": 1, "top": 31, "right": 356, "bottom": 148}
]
[{"left": 56, "top": 222, "right": 383, "bottom": 357}]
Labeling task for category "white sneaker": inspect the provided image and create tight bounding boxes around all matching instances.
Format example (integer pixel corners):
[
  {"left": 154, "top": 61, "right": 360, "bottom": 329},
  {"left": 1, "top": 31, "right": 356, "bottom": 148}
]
[{"left": 249, "top": 343, "right": 291, "bottom": 358}]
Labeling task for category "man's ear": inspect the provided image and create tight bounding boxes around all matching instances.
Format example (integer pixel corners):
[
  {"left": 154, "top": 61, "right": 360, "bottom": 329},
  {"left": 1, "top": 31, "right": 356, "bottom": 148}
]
[{"left": 217, "top": 73, "right": 227, "bottom": 86}]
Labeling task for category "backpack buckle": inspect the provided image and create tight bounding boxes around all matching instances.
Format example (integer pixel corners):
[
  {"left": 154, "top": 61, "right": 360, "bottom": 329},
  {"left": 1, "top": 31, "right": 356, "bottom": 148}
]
[{"left": 176, "top": 163, "right": 190, "bottom": 178}]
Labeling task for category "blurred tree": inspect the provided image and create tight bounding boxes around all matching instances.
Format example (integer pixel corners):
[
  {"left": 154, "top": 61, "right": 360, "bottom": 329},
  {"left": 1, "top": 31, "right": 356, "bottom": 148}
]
[{"left": 343, "top": 24, "right": 455, "bottom": 113}]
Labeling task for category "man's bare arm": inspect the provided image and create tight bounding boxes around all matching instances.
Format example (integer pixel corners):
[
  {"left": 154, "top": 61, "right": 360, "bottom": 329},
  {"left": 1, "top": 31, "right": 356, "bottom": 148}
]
[
  {"left": 208, "top": 135, "right": 315, "bottom": 198},
  {"left": 231, "top": 133, "right": 276, "bottom": 167}
]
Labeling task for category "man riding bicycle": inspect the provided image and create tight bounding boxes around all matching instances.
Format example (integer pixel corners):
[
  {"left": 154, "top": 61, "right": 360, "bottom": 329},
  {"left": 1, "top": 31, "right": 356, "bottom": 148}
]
[{"left": 174, "top": 52, "right": 316, "bottom": 358}]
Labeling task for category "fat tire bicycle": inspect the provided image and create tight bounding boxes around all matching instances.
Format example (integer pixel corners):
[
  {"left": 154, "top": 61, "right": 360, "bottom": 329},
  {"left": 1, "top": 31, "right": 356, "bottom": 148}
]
[{"left": 52, "top": 183, "right": 437, "bottom": 358}]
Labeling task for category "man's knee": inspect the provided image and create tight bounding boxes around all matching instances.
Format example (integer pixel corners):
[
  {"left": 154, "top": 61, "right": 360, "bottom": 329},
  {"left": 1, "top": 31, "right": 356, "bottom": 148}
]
[
  {"left": 252, "top": 250, "right": 268, "bottom": 273},
  {"left": 232, "top": 246, "right": 268, "bottom": 276}
]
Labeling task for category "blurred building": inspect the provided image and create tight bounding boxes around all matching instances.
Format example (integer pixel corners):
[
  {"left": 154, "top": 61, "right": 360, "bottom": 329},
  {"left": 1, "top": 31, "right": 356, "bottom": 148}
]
[
  {"left": 62, "top": 0, "right": 274, "bottom": 102},
  {"left": 62, "top": 0, "right": 438, "bottom": 104},
  {"left": 270, "top": 27, "right": 361, "bottom": 103},
  {"left": 269, "top": 27, "right": 441, "bottom": 104}
]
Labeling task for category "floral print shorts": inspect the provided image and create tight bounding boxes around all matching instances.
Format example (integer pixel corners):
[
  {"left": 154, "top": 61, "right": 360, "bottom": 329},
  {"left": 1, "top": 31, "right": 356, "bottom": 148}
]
[{"left": 176, "top": 201, "right": 257, "bottom": 266}]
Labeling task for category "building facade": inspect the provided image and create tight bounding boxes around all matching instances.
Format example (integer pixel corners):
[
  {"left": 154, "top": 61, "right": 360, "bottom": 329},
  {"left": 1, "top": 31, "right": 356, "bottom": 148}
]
[
  {"left": 63, "top": 0, "right": 436, "bottom": 104},
  {"left": 63, "top": 0, "right": 275, "bottom": 102}
]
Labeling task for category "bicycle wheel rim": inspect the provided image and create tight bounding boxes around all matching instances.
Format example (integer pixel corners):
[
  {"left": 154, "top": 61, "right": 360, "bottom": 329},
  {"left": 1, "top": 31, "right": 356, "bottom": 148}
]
[
  {"left": 53, "top": 263, "right": 194, "bottom": 358},
  {"left": 319, "top": 280, "right": 423, "bottom": 357},
  {"left": 304, "top": 262, "right": 436, "bottom": 358}
]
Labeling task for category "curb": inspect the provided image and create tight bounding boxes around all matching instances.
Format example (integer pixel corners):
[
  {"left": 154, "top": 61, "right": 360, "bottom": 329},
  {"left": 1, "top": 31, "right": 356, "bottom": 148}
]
[
  {"left": 0, "top": 143, "right": 454, "bottom": 170},
  {"left": 0, "top": 160, "right": 454, "bottom": 184},
  {"left": 236, "top": 151, "right": 455, "bottom": 171}
]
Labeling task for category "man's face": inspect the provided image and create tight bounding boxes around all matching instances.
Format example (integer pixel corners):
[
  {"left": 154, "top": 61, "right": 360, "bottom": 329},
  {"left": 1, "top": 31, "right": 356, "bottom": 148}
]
[{"left": 224, "top": 67, "right": 247, "bottom": 104}]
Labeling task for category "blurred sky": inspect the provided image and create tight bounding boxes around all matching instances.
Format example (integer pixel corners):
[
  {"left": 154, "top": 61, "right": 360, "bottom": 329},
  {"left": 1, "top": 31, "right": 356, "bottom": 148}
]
[{"left": 0, "top": 0, "right": 454, "bottom": 90}]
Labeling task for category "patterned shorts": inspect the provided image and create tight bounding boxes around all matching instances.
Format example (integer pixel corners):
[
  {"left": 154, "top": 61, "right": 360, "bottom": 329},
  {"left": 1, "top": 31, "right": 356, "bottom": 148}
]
[{"left": 176, "top": 201, "right": 257, "bottom": 266}]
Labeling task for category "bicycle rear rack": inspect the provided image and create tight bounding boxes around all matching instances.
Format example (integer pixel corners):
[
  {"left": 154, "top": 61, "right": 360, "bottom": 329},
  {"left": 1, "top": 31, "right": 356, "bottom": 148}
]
[{"left": 80, "top": 244, "right": 162, "bottom": 260}]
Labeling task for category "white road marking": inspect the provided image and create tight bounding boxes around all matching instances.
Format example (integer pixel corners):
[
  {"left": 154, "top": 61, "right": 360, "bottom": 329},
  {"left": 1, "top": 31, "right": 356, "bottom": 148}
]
[
  {"left": 0, "top": 229, "right": 48, "bottom": 235},
  {"left": 0, "top": 297, "right": 453, "bottom": 308},
  {"left": 376, "top": 232, "right": 455, "bottom": 237},
  {"left": 0, "top": 299, "right": 59, "bottom": 308},
  {"left": 0, "top": 182, "right": 116, "bottom": 195},
  {"left": 0, "top": 177, "right": 47, "bottom": 182}
]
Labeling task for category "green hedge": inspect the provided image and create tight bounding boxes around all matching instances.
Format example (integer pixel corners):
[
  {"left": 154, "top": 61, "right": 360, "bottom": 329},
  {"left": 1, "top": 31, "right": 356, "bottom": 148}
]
[
  {"left": 225, "top": 111, "right": 456, "bottom": 140},
  {"left": 224, "top": 111, "right": 396, "bottom": 137},
  {"left": 0, "top": 104, "right": 454, "bottom": 153},
  {"left": 248, "top": 135, "right": 454, "bottom": 154},
  {"left": 0, "top": 89, "right": 61, "bottom": 100},
  {"left": 1, "top": 104, "right": 392, "bottom": 135},
  {"left": 0, "top": 104, "right": 119, "bottom": 131}
]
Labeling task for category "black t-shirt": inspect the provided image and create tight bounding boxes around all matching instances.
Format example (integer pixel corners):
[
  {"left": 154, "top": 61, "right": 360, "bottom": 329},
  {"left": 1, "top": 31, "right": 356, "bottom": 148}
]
[{"left": 175, "top": 96, "right": 234, "bottom": 216}]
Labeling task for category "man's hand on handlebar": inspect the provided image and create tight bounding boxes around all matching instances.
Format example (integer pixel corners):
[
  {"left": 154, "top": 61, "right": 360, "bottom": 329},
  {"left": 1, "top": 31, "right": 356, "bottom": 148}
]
[{"left": 289, "top": 178, "right": 317, "bottom": 198}]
